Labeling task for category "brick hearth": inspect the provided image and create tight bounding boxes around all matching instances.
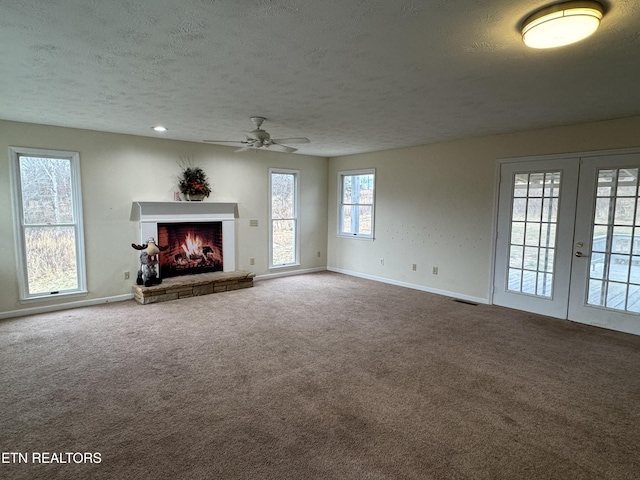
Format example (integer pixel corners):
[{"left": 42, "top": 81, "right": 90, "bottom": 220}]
[{"left": 133, "top": 271, "right": 255, "bottom": 305}]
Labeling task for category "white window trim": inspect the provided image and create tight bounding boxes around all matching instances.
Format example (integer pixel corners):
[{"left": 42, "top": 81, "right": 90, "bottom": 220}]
[
  {"left": 337, "top": 168, "right": 376, "bottom": 240},
  {"left": 9, "top": 147, "right": 88, "bottom": 301},
  {"left": 269, "top": 168, "right": 301, "bottom": 269}
]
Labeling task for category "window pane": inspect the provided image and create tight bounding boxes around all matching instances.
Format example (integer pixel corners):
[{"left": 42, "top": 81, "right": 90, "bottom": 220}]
[
  {"left": 272, "top": 219, "right": 295, "bottom": 265},
  {"left": 528, "top": 173, "right": 544, "bottom": 197},
  {"left": 20, "top": 156, "right": 74, "bottom": 224},
  {"left": 509, "top": 245, "right": 523, "bottom": 268},
  {"left": 594, "top": 198, "right": 611, "bottom": 224},
  {"left": 544, "top": 172, "right": 561, "bottom": 197},
  {"left": 524, "top": 222, "right": 541, "bottom": 246},
  {"left": 511, "top": 222, "right": 525, "bottom": 245},
  {"left": 25, "top": 226, "right": 78, "bottom": 294},
  {"left": 508, "top": 268, "right": 522, "bottom": 290},
  {"left": 614, "top": 198, "right": 635, "bottom": 225},
  {"left": 512, "top": 198, "right": 527, "bottom": 221},
  {"left": 356, "top": 205, "right": 372, "bottom": 235},
  {"left": 513, "top": 175, "right": 528, "bottom": 197},
  {"left": 522, "top": 270, "right": 537, "bottom": 294},
  {"left": 539, "top": 223, "right": 556, "bottom": 248},
  {"left": 526, "top": 198, "right": 542, "bottom": 221},
  {"left": 588, "top": 279, "right": 604, "bottom": 305},
  {"left": 627, "top": 284, "right": 640, "bottom": 313},
  {"left": 541, "top": 197, "right": 558, "bottom": 223},
  {"left": 536, "top": 272, "right": 553, "bottom": 297},
  {"left": 597, "top": 170, "right": 614, "bottom": 196},
  {"left": 524, "top": 246, "right": 539, "bottom": 270},
  {"left": 271, "top": 173, "right": 295, "bottom": 219},
  {"left": 539, "top": 248, "right": 554, "bottom": 272},
  {"left": 342, "top": 176, "right": 352, "bottom": 203},
  {"left": 617, "top": 169, "right": 638, "bottom": 197},
  {"left": 356, "top": 174, "right": 374, "bottom": 203},
  {"left": 606, "top": 282, "right": 627, "bottom": 310},
  {"left": 343, "top": 205, "right": 373, "bottom": 235}
]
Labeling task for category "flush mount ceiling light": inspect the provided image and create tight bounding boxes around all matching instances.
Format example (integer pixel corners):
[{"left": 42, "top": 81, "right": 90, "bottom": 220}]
[
  {"left": 152, "top": 126, "right": 168, "bottom": 132},
  {"left": 522, "top": 1, "right": 604, "bottom": 49}
]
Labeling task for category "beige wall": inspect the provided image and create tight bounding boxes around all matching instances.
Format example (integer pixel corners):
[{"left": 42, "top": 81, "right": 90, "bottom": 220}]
[
  {"left": 1, "top": 120, "right": 328, "bottom": 316},
  {"left": 327, "top": 116, "right": 640, "bottom": 302},
  {"left": 4, "top": 116, "right": 640, "bottom": 316}
]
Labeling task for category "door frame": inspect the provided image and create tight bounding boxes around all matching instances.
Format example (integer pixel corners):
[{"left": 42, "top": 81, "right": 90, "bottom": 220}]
[{"left": 490, "top": 147, "right": 640, "bottom": 327}]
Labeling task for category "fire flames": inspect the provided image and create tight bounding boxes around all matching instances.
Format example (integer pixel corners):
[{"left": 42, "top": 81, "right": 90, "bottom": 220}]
[{"left": 181, "top": 232, "right": 203, "bottom": 257}]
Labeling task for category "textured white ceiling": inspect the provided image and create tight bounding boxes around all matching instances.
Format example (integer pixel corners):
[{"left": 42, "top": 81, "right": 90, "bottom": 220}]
[{"left": 1, "top": 0, "right": 639, "bottom": 156}]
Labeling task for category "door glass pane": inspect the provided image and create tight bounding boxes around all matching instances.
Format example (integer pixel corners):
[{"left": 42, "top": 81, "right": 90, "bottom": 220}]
[
  {"left": 616, "top": 169, "right": 638, "bottom": 196},
  {"left": 588, "top": 168, "right": 640, "bottom": 311},
  {"left": 507, "top": 171, "right": 561, "bottom": 298}
]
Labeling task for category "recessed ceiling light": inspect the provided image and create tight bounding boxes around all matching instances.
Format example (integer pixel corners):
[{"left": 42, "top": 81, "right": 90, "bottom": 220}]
[
  {"left": 152, "top": 126, "right": 168, "bottom": 132},
  {"left": 522, "top": 1, "right": 604, "bottom": 49}
]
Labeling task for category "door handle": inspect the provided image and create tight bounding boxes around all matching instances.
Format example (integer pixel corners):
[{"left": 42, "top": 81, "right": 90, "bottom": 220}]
[{"left": 575, "top": 251, "right": 588, "bottom": 257}]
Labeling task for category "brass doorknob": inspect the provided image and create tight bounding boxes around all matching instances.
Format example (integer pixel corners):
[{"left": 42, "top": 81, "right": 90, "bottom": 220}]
[{"left": 575, "top": 251, "right": 584, "bottom": 257}]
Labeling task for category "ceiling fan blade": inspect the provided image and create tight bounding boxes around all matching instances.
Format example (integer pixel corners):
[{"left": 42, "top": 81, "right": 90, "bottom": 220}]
[
  {"left": 269, "top": 143, "right": 297, "bottom": 153},
  {"left": 203, "top": 140, "right": 246, "bottom": 144},
  {"left": 271, "top": 137, "right": 310, "bottom": 144}
]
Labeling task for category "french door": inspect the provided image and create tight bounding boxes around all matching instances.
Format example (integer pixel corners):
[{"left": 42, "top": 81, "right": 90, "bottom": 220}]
[{"left": 493, "top": 151, "right": 640, "bottom": 336}]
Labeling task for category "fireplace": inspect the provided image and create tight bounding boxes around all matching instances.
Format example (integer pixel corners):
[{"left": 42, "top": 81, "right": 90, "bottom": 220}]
[
  {"left": 132, "top": 202, "right": 237, "bottom": 279},
  {"left": 158, "top": 222, "right": 223, "bottom": 278}
]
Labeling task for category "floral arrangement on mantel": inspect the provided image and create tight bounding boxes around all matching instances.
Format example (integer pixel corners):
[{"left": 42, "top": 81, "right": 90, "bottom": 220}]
[{"left": 177, "top": 157, "right": 211, "bottom": 201}]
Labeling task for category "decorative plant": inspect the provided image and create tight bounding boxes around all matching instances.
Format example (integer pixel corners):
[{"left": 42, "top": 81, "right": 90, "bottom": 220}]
[{"left": 178, "top": 157, "right": 211, "bottom": 198}]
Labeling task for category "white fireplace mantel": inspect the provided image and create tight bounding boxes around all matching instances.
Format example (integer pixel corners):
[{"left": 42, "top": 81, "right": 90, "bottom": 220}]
[
  {"left": 131, "top": 201, "right": 237, "bottom": 273},
  {"left": 131, "top": 201, "right": 237, "bottom": 222}
]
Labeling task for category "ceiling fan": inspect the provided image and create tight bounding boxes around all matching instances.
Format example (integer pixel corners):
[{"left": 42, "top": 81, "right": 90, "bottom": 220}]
[{"left": 204, "top": 116, "right": 310, "bottom": 153}]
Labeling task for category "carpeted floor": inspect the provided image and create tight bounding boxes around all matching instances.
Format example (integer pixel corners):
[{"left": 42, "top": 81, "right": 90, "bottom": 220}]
[{"left": 1, "top": 271, "right": 639, "bottom": 479}]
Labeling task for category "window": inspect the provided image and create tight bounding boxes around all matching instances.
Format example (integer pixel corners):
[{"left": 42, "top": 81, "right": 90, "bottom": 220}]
[
  {"left": 269, "top": 169, "right": 299, "bottom": 267},
  {"left": 10, "top": 147, "right": 87, "bottom": 300},
  {"left": 338, "top": 169, "right": 375, "bottom": 239}
]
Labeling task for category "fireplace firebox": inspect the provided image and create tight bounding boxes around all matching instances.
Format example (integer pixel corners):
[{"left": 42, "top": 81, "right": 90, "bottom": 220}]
[{"left": 158, "top": 222, "right": 223, "bottom": 278}]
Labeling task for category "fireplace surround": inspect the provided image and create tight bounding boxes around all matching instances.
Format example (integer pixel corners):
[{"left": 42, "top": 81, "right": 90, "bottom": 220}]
[{"left": 132, "top": 202, "right": 237, "bottom": 278}]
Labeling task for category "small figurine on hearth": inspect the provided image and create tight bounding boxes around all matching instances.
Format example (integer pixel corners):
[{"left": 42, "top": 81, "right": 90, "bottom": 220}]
[{"left": 131, "top": 237, "right": 169, "bottom": 287}]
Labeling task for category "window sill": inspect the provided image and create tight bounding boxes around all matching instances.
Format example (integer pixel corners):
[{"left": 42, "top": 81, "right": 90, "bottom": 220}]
[
  {"left": 20, "top": 290, "right": 89, "bottom": 304},
  {"left": 269, "top": 263, "right": 301, "bottom": 270},
  {"left": 337, "top": 234, "right": 374, "bottom": 241}
]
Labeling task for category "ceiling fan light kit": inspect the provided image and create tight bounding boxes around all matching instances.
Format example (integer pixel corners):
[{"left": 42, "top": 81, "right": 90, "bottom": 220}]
[
  {"left": 521, "top": 1, "right": 604, "bottom": 49},
  {"left": 204, "top": 117, "right": 310, "bottom": 153}
]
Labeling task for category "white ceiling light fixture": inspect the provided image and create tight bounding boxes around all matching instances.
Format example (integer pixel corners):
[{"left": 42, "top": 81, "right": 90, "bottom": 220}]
[
  {"left": 522, "top": 1, "right": 604, "bottom": 49},
  {"left": 152, "top": 125, "right": 168, "bottom": 132}
]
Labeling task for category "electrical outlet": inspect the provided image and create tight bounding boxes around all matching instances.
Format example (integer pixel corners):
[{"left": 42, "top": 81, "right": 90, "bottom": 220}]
[
  {"left": 380, "top": 258, "right": 384, "bottom": 266},
  {"left": 412, "top": 264, "right": 417, "bottom": 271},
  {"left": 249, "top": 219, "right": 259, "bottom": 227},
  {"left": 317, "top": 251, "right": 321, "bottom": 258},
  {"left": 432, "top": 266, "right": 438, "bottom": 275},
  {"left": 124, "top": 271, "right": 130, "bottom": 280},
  {"left": 249, "top": 258, "right": 255, "bottom": 265}
]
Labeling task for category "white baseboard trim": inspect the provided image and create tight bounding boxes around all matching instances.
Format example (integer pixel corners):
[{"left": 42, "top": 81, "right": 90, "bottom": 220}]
[
  {"left": 327, "top": 267, "right": 489, "bottom": 305},
  {"left": 255, "top": 266, "right": 327, "bottom": 282},
  {"left": 0, "top": 294, "right": 134, "bottom": 320}
]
